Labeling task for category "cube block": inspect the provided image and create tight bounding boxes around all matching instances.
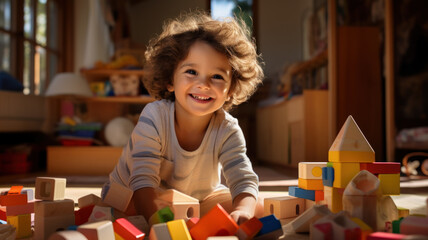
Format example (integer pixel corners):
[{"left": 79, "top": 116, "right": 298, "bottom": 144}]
[
  {"left": 263, "top": 196, "right": 305, "bottom": 219},
  {"left": 35, "top": 177, "right": 66, "bottom": 201},
  {"left": 298, "top": 162, "right": 327, "bottom": 180}
]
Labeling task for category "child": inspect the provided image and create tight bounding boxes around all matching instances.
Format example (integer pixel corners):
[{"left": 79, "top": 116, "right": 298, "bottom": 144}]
[{"left": 102, "top": 11, "right": 264, "bottom": 224}]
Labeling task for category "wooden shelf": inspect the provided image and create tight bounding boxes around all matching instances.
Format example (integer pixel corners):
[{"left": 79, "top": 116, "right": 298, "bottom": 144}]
[
  {"left": 80, "top": 68, "right": 145, "bottom": 77},
  {"left": 289, "top": 50, "right": 328, "bottom": 76},
  {"left": 396, "top": 142, "right": 428, "bottom": 150},
  {"left": 82, "top": 95, "right": 154, "bottom": 104}
]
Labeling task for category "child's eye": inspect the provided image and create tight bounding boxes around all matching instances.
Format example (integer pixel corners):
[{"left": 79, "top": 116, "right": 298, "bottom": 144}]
[
  {"left": 185, "top": 69, "right": 197, "bottom": 75},
  {"left": 212, "top": 74, "right": 224, "bottom": 80}
]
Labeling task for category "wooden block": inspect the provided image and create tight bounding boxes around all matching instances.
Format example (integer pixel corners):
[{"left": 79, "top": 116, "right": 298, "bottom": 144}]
[
  {"left": 155, "top": 189, "right": 200, "bottom": 221},
  {"left": 399, "top": 215, "right": 428, "bottom": 235},
  {"left": 366, "top": 232, "right": 406, "bottom": 240},
  {"left": 360, "top": 162, "right": 401, "bottom": 174},
  {"left": 6, "top": 214, "right": 32, "bottom": 238},
  {"left": 78, "top": 220, "right": 115, "bottom": 240},
  {"left": 48, "top": 230, "right": 88, "bottom": 240},
  {"left": 351, "top": 217, "right": 373, "bottom": 240},
  {"left": 189, "top": 204, "right": 238, "bottom": 240},
  {"left": 149, "top": 206, "right": 174, "bottom": 225},
  {"left": 323, "top": 186, "right": 343, "bottom": 213},
  {"left": 149, "top": 223, "right": 172, "bottom": 240},
  {"left": 298, "top": 178, "right": 324, "bottom": 190},
  {"left": 311, "top": 211, "right": 361, "bottom": 240},
  {"left": 0, "top": 208, "right": 6, "bottom": 221},
  {"left": 298, "top": 162, "right": 327, "bottom": 179},
  {"left": 305, "top": 199, "right": 317, "bottom": 211},
  {"left": 311, "top": 222, "right": 332, "bottom": 240},
  {"left": 263, "top": 196, "right": 305, "bottom": 219},
  {"left": 236, "top": 217, "right": 263, "bottom": 240},
  {"left": 115, "top": 232, "right": 125, "bottom": 240},
  {"left": 5, "top": 200, "right": 35, "bottom": 216},
  {"left": 35, "top": 177, "right": 66, "bottom": 201},
  {"left": 186, "top": 217, "right": 199, "bottom": 230},
  {"left": 330, "top": 162, "right": 361, "bottom": 188},
  {"left": 397, "top": 207, "right": 409, "bottom": 219},
  {"left": 34, "top": 199, "right": 76, "bottom": 240},
  {"left": 0, "top": 186, "right": 28, "bottom": 206},
  {"left": 322, "top": 167, "right": 334, "bottom": 187},
  {"left": 329, "top": 115, "right": 375, "bottom": 163},
  {"left": 283, "top": 204, "right": 331, "bottom": 233},
  {"left": 378, "top": 196, "right": 399, "bottom": 231},
  {"left": 254, "top": 215, "right": 282, "bottom": 238},
  {"left": 126, "top": 215, "right": 149, "bottom": 235},
  {"left": 103, "top": 181, "right": 133, "bottom": 212},
  {"left": 78, "top": 194, "right": 102, "bottom": 208},
  {"left": 378, "top": 174, "right": 400, "bottom": 195},
  {"left": 167, "top": 219, "right": 192, "bottom": 240},
  {"left": 88, "top": 205, "right": 113, "bottom": 223},
  {"left": 75, "top": 205, "right": 94, "bottom": 226},
  {"left": 342, "top": 170, "right": 382, "bottom": 230},
  {"left": 0, "top": 224, "right": 16, "bottom": 239},
  {"left": 289, "top": 186, "right": 315, "bottom": 201},
  {"left": 113, "top": 218, "right": 145, "bottom": 240},
  {"left": 253, "top": 229, "right": 283, "bottom": 240}
]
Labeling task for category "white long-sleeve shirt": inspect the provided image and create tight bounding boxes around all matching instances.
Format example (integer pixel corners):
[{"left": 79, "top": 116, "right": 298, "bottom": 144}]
[{"left": 107, "top": 99, "right": 259, "bottom": 201}]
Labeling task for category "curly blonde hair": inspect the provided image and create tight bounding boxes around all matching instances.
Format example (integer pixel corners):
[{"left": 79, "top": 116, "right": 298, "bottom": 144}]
[{"left": 142, "top": 11, "right": 264, "bottom": 111}]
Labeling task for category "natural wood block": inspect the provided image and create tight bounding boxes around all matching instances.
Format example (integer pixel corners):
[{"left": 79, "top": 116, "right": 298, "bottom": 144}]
[
  {"left": 323, "top": 186, "right": 343, "bottom": 213},
  {"left": 48, "top": 230, "right": 88, "bottom": 240},
  {"left": 400, "top": 215, "right": 428, "bottom": 235},
  {"left": 283, "top": 204, "right": 331, "bottom": 233},
  {"left": 77, "top": 220, "right": 115, "bottom": 240},
  {"left": 78, "top": 194, "right": 102, "bottom": 208},
  {"left": 88, "top": 205, "right": 114, "bottom": 223},
  {"left": 149, "top": 223, "right": 172, "bottom": 240},
  {"left": 35, "top": 177, "right": 66, "bottom": 201},
  {"left": 329, "top": 115, "right": 375, "bottom": 163},
  {"left": 155, "top": 189, "right": 200, "bottom": 221},
  {"left": 47, "top": 146, "right": 122, "bottom": 175},
  {"left": 34, "top": 199, "right": 74, "bottom": 217},
  {"left": 103, "top": 181, "right": 133, "bottom": 212},
  {"left": 264, "top": 196, "right": 305, "bottom": 219},
  {"left": 298, "top": 162, "right": 327, "bottom": 179}
]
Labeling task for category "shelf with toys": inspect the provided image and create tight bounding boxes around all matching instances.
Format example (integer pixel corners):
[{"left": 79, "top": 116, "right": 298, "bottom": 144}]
[{"left": 47, "top": 54, "right": 155, "bottom": 175}]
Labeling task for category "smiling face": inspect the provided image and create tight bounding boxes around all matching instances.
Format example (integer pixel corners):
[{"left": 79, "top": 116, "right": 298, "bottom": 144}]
[{"left": 169, "top": 41, "right": 232, "bottom": 119}]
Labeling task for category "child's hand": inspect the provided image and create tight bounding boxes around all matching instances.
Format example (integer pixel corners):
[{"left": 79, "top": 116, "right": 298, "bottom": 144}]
[{"left": 230, "top": 209, "right": 253, "bottom": 224}]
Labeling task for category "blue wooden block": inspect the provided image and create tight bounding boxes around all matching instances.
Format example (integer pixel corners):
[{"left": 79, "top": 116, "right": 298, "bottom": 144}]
[
  {"left": 322, "top": 167, "right": 334, "bottom": 187},
  {"left": 256, "top": 214, "right": 282, "bottom": 236},
  {"left": 289, "top": 186, "right": 315, "bottom": 201}
]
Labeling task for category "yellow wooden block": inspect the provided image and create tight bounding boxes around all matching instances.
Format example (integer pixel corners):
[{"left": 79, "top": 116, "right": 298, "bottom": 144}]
[
  {"left": 167, "top": 219, "right": 192, "bottom": 240},
  {"left": 331, "top": 162, "right": 361, "bottom": 188},
  {"left": 397, "top": 207, "right": 410, "bottom": 219},
  {"left": 323, "top": 186, "right": 343, "bottom": 213},
  {"left": 378, "top": 174, "right": 400, "bottom": 195},
  {"left": 298, "top": 162, "right": 327, "bottom": 179},
  {"left": 298, "top": 178, "right": 324, "bottom": 190},
  {"left": 329, "top": 151, "right": 375, "bottom": 163},
  {"left": 7, "top": 214, "right": 32, "bottom": 239},
  {"left": 115, "top": 232, "right": 125, "bottom": 240}
]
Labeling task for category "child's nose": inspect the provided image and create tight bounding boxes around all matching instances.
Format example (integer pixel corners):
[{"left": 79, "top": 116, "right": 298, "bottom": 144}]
[{"left": 196, "top": 76, "right": 210, "bottom": 89}]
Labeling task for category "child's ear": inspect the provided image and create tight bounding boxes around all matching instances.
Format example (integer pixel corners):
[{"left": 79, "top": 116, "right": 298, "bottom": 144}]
[{"left": 167, "top": 84, "right": 174, "bottom": 92}]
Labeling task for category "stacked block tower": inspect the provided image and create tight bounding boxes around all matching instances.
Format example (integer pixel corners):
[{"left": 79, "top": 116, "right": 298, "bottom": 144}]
[{"left": 289, "top": 115, "right": 400, "bottom": 214}]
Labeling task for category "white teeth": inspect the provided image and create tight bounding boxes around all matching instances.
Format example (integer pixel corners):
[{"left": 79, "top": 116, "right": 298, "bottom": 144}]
[{"left": 191, "top": 94, "right": 210, "bottom": 100}]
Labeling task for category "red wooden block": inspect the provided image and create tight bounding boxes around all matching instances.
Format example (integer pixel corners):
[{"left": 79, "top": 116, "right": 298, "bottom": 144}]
[
  {"left": 5, "top": 200, "right": 35, "bottom": 216},
  {"left": 189, "top": 204, "right": 238, "bottom": 240},
  {"left": 75, "top": 204, "right": 95, "bottom": 225},
  {"left": 186, "top": 217, "right": 199, "bottom": 230},
  {"left": 360, "top": 162, "right": 400, "bottom": 174},
  {"left": 367, "top": 232, "right": 406, "bottom": 240},
  {"left": 315, "top": 190, "right": 324, "bottom": 202},
  {"left": 0, "top": 207, "right": 6, "bottom": 221},
  {"left": 313, "top": 222, "right": 332, "bottom": 239},
  {"left": 113, "top": 217, "right": 145, "bottom": 240}
]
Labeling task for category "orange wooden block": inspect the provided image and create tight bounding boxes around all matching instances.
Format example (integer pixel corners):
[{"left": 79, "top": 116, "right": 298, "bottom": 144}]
[
  {"left": 236, "top": 217, "right": 263, "bottom": 240},
  {"left": 298, "top": 178, "right": 324, "bottom": 190},
  {"left": 0, "top": 186, "right": 27, "bottom": 206},
  {"left": 113, "top": 218, "right": 145, "bottom": 240},
  {"left": 186, "top": 217, "right": 199, "bottom": 230},
  {"left": 189, "top": 204, "right": 238, "bottom": 240}
]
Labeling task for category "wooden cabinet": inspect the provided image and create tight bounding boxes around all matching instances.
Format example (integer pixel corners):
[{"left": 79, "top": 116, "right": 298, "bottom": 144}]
[
  {"left": 257, "top": 90, "right": 329, "bottom": 167},
  {"left": 46, "top": 69, "right": 154, "bottom": 175}
]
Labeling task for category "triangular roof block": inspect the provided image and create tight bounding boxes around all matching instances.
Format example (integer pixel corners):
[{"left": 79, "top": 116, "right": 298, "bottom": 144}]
[
  {"left": 329, "top": 116, "right": 375, "bottom": 163},
  {"left": 156, "top": 189, "right": 199, "bottom": 203}
]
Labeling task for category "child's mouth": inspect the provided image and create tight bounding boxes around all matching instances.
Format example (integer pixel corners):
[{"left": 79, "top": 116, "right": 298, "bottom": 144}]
[{"left": 190, "top": 94, "right": 212, "bottom": 102}]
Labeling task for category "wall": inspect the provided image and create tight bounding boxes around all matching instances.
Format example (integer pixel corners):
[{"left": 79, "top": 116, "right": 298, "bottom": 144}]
[
  {"left": 73, "top": 0, "right": 311, "bottom": 80},
  {"left": 258, "top": 0, "right": 312, "bottom": 80}
]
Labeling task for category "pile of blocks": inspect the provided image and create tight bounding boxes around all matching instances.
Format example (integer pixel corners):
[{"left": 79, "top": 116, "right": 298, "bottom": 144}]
[{"left": 262, "top": 115, "right": 428, "bottom": 239}]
